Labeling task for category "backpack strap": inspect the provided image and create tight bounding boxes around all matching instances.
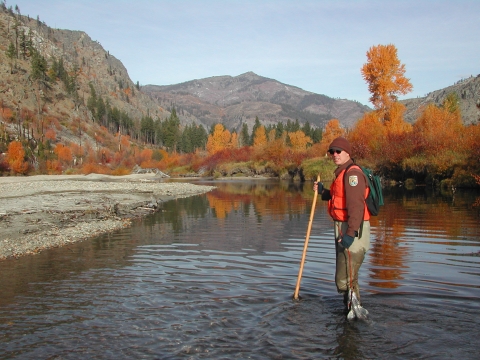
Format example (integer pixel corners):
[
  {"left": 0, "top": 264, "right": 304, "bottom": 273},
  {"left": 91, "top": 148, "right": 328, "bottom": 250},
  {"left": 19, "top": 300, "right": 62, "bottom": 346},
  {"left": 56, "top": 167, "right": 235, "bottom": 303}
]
[{"left": 343, "top": 161, "right": 367, "bottom": 238}]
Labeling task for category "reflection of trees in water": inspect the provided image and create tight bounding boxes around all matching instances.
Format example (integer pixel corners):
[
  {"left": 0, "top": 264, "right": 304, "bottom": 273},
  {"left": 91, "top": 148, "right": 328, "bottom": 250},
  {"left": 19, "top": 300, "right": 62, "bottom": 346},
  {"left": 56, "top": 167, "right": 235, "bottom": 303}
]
[
  {"left": 368, "top": 203, "right": 410, "bottom": 289},
  {"left": 474, "top": 197, "right": 480, "bottom": 208},
  {"left": 368, "top": 189, "right": 480, "bottom": 289},
  {"left": 143, "top": 195, "right": 210, "bottom": 234},
  {"left": 206, "top": 181, "right": 312, "bottom": 221}
]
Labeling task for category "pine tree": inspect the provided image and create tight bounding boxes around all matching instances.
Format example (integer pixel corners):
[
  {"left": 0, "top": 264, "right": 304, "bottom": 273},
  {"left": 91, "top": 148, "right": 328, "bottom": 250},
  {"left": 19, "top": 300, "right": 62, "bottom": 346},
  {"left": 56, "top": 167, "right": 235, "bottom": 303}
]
[
  {"left": 250, "top": 117, "right": 261, "bottom": 145},
  {"left": 30, "top": 50, "right": 47, "bottom": 82},
  {"left": 240, "top": 123, "right": 250, "bottom": 146},
  {"left": 6, "top": 42, "right": 16, "bottom": 73}
]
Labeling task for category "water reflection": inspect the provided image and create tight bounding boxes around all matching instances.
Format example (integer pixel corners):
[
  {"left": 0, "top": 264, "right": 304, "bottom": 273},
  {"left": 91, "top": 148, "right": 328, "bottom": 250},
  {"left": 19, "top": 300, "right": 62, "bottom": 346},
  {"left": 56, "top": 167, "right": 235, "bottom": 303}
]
[{"left": 0, "top": 181, "right": 479, "bottom": 359}]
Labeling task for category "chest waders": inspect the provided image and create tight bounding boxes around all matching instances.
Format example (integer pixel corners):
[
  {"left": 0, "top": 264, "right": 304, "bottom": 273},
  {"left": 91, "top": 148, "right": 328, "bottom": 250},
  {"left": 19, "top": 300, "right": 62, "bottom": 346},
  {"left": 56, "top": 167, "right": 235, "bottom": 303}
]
[{"left": 336, "top": 223, "right": 369, "bottom": 321}]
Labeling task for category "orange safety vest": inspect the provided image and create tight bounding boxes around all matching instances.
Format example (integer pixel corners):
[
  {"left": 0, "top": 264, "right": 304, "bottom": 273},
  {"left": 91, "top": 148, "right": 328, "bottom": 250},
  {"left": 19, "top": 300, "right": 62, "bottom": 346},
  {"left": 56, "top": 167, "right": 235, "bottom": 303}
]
[{"left": 328, "top": 165, "right": 370, "bottom": 222}]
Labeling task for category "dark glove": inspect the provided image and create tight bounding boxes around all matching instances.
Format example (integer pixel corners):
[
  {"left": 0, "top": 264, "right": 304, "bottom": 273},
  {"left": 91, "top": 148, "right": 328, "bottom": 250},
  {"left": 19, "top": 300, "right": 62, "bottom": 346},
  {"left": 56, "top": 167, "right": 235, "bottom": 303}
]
[
  {"left": 314, "top": 181, "right": 323, "bottom": 193},
  {"left": 341, "top": 234, "right": 355, "bottom": 249}
]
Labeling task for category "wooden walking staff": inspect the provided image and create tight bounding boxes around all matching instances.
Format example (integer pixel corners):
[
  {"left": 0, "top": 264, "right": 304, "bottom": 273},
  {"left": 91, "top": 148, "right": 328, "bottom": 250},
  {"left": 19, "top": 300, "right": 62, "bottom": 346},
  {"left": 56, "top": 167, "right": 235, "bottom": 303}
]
[{"left": 293, "top": 175, "right": 320, "bottom": 300}]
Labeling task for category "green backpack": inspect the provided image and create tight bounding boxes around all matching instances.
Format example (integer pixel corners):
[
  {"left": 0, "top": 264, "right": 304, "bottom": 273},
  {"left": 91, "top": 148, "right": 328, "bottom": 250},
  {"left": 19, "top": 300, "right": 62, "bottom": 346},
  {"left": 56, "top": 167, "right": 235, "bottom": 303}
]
[{"left": 345, "top": 163, "right": 384, "bottom": 216}]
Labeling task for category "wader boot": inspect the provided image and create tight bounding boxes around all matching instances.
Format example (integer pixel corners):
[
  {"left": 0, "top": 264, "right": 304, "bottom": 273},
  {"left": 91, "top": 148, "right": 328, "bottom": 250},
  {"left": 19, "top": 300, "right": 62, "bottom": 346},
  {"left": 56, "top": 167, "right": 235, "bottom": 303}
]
[{"left": 334, "top": 220, "right": 370, "bottom": 308}]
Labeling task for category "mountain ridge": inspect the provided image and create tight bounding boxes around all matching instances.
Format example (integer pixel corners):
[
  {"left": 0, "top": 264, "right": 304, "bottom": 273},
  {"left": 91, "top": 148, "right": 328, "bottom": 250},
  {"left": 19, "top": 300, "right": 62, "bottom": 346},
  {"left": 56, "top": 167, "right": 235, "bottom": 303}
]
[
  {"left": 0, "top": 6, "right": 478, "bottom": 159},
  {"left": 142, "top": 71, "right": 371, "bottom": 131}
]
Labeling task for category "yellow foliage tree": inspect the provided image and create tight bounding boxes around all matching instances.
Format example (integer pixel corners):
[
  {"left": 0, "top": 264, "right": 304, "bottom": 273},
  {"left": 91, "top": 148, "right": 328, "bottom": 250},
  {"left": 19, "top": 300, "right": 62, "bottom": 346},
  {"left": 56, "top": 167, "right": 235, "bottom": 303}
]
[
  {"left": 288, "top": 130, "right": 312, "bottom": 151},
  {"left": 206, "top": 123, "right": 232, "bottom": 154},
  {"left": 253, "top": 125, "right": 267, "bottom": 148},
  {"left": 267, "top": 129, "right": 276, "bottom": 143}
]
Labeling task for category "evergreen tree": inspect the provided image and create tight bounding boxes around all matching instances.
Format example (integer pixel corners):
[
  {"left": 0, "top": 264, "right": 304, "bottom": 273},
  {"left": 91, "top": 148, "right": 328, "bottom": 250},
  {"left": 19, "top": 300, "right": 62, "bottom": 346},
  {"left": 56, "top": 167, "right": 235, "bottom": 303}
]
[
  {"left": 275, "top": 122, "right": 285, "bottom": 139},
  {"left": 120, "top": 111, "right": 133, "bottom": 136},
  {"left": 140, "top": 116, "right": 155, "bottom": 144},
  {"left": 87, "top": 83, "right": 97, "bottom": 120},
  {"left": 96, "top": 97, "right": 106, "bottom": 125},
  {"left": 292, "top": 119, "right": 300, "bottom": 132},
  {"left": 301, "top": 121, "right": 312, "bottom": 138},
  {"left": 250, "top": 116, "right": 261, "bottom": 145},
  {"left": 5, "top": 42, "right": 16, "bottom": 73},
  {"left": 311, "top": 127, "right": 322, "bottom": 143},
  {"left": 110, "top": 106, "right": 120, "bottom": 132},
  {"left": 19, "top": 29, "right": 28, "bottom": 59},
  {"left": 162, "top": 107, "right": 180, "bottom": 152},
  {"left": 193, "top": 125, "right": 208, "bottom": 151},
  {"left": 30, "top": 49, "right": 47, "bottom": 82},
  {"left": 285, "top": 119, "right": 293, "bottom": 132},
  {"left": 179, "top": 124, "right": 194, "bottom": 153},
  {"left": 240, "top": 123, "right": 250, "bottom": 146}
]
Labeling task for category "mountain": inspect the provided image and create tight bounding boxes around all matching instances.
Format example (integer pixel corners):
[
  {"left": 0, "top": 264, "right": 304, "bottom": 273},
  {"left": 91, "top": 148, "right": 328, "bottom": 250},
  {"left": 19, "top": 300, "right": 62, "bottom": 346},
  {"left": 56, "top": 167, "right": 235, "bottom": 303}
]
[
  {"left": 402, "top": 75, "right": 480, "bottom": 125},
  {"left": 1, "top": 6, "right": 477, "bottom": 158},
  {"left": 142, "top": 72, "right": 371, "bottom": 131},
  {"left": 0, "top": 7, "right": 164, "bottom": 148}
]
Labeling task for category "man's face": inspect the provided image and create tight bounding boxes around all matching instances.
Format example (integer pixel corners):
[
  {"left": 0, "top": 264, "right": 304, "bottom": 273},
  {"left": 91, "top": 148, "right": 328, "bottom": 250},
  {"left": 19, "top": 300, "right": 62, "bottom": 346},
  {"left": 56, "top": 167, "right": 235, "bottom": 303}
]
[{"left": 328, "top": 148, "right": 350, "bottom": 166}]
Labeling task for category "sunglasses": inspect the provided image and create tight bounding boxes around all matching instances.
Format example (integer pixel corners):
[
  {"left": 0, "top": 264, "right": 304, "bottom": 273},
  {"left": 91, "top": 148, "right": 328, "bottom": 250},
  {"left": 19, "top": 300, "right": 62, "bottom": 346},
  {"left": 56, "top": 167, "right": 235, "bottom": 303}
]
[{"left": 328, "top": 149, "right": 342, "bottom": 155}]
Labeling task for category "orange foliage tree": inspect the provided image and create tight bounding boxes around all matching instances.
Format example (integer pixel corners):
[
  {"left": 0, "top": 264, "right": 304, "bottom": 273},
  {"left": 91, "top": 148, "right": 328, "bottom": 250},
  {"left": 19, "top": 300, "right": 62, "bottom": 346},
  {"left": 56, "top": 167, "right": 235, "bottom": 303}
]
[
  {"left": 320, "top": 119, "right": 345, "bottom": 153},
  {"left": 348, "top": 111, "right": 386, "bottom": 159},
  {"left": 45, "top": 128, "right": 57, "bottom": 141},
  {"left": 413, "top": 102, "right": 463, "bottom": 155},
  {"left": 54, "top": 144, "right": 73, "bottom": 166},
  {"left": 263, "top": 138, "right": 288, "bottom": 166},
  {"left": 7, "top": 141, "right": 29, "bottom": 174},
  {"left": 206, "top": 124, "right": 234, "bottom": 155},
  {"left": 361, "top": 44, "right": 413, "bottom": 119},
  {"left": 383, "top": 102, "right": 412, "bottom": 135}
]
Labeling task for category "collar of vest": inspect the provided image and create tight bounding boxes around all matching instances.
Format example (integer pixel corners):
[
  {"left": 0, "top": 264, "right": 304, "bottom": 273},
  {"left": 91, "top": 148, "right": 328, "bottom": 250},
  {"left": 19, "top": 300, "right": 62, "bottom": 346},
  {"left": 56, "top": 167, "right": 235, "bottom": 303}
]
[{"left": 334, "top": 159, "right": 354, "bottom": 177}]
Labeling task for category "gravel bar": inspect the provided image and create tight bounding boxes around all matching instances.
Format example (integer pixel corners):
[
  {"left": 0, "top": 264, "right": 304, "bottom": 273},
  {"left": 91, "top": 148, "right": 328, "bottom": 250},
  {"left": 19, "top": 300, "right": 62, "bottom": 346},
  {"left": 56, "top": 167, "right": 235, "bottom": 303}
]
[{"left": 0, "top": 174, "right": 215, "bottom": 260}]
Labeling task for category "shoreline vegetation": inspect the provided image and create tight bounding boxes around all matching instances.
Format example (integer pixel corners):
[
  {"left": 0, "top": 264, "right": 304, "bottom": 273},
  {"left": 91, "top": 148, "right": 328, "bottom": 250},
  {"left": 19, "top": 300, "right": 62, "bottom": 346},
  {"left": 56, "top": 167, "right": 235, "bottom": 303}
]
[{"left": 0, "top": 173, "right": 216, "bottom": 261}]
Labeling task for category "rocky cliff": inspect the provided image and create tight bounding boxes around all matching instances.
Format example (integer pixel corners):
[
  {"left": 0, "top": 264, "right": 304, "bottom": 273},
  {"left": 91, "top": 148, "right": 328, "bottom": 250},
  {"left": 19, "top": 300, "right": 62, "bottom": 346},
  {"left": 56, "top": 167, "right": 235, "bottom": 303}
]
[{"left": 402, "top": 75, "right": 480, "bottom": 125}]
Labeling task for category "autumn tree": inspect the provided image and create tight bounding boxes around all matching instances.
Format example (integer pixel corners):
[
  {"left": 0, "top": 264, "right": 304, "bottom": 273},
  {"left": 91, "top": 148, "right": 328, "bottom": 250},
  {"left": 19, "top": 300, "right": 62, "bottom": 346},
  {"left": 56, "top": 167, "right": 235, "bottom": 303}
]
[
  {"left": 361, "top": 44, "right": 413, "bottom": 120},
  {"left": 7, "top": 141, "right": 29, "bottom": 174},
  {"left": 54, "top": 144, "right": 73, "bottom": 166},
  {"left": 348, "top": 111, "right": 386, "bottom": 159},
  {"left": 383, "top": 102, "right": 412, "bottom": 135},
  {"left": 206, "top": 123, "right": 232, "bottom": 155},
  {"left": 414, "top": 101, "right": 463, "bottom": 155},
  {"left": 253, "top": 125, "right": 267, "bottom": 148},
  {"left": 288, "top": 130, "right": 312, "bottom": 151},
  {"left": 320, "top": 119, "right": 345, "bottom": 152}
]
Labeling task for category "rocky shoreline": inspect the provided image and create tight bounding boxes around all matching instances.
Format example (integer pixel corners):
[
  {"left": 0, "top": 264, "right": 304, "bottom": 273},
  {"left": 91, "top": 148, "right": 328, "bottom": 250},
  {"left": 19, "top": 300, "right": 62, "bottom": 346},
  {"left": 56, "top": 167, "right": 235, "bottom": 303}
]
[{"left": 0, "top": 174, "right": 215, "bottom": 260}]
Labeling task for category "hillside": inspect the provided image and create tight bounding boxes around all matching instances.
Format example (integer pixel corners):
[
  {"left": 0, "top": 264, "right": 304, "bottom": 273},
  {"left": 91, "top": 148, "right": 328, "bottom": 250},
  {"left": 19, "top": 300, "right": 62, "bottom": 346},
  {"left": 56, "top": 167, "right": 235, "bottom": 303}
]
[
  {"left": 0, "top": 7, "right": 166, "bottom": 149},
  {"left": 142, "top": 72, "right": 371, "bottom": 131},
  {"left": 402, "top": 75, "right": 480, "bottom": 125},
  {"left": 0, "top": 5, "right": 478, "bottom": 163}
]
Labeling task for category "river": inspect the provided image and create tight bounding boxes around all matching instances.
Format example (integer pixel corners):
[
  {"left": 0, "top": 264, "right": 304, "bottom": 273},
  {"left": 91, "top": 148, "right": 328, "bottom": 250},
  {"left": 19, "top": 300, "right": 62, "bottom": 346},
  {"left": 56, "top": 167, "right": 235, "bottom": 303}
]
[{"left": 1, "top": 179, "right": 479, "bottom": 359}]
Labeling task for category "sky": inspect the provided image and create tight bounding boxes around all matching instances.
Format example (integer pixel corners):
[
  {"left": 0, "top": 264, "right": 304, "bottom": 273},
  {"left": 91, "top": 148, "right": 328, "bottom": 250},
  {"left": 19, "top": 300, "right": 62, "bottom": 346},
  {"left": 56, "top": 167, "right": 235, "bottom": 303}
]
[{"left": 11, "top": 0, "right": 480, "bottom": 106}]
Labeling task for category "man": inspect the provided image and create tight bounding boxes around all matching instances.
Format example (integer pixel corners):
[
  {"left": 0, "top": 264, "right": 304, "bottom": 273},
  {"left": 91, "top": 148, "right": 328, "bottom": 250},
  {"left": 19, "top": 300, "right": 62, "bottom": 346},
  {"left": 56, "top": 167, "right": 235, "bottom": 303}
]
[{"left": 314, "top": 137, "right": 370, "bottom": 313}]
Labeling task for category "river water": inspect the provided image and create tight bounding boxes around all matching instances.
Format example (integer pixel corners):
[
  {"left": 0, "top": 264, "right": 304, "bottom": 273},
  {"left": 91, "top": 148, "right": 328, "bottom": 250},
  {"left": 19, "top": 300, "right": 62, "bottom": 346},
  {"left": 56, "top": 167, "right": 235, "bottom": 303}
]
[{"left": 0, "top": 180, "right": 479, "bottom": 359}]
